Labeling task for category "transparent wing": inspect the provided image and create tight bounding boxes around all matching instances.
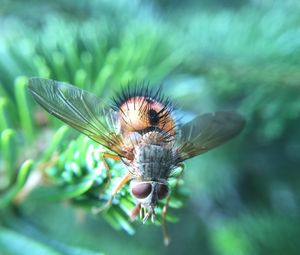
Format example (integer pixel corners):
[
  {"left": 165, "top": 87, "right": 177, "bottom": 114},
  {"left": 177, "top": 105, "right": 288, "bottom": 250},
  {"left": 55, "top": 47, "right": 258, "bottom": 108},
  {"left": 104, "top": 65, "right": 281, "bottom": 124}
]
[
  {"left": 28, "top": 78, "right": 127, "bottom": 157},
  {"left": 176, "top": 111, "right": 245, "bottom": 162}
]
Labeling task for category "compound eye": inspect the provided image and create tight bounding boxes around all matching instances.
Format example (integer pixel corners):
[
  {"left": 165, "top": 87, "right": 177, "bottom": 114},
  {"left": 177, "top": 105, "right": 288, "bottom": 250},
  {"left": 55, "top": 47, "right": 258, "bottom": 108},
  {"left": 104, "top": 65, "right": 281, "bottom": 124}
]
[
  {"left": 131, "top": 183, "right": 152, "bottom": 199},
  {"left": 157, "top": 184, "right": 169, "bottom": 200}
]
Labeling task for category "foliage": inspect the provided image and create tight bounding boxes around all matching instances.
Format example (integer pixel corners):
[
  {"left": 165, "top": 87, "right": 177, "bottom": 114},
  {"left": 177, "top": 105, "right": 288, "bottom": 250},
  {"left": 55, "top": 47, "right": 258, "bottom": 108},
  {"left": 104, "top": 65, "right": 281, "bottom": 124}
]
[{"left": 1, "top": 0, "right": 300, "bottom": 254}]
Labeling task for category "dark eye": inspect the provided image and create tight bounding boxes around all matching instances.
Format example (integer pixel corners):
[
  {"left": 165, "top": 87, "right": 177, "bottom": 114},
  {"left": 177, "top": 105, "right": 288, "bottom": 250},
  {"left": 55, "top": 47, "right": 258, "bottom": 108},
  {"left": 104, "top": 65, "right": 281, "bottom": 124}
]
[
  {"left": 157, "top": 184, "right": 169, "bottom": 200},
  {"left": 131, "top": 183, "right": 152, "bottom": 199}
]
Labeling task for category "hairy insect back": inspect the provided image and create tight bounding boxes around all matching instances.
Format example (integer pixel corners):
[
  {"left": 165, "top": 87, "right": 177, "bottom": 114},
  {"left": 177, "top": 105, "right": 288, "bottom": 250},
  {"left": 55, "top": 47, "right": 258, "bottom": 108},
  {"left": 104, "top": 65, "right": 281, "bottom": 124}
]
[{"left": 129, "top": 131, "right": 177, "bottom": 180}]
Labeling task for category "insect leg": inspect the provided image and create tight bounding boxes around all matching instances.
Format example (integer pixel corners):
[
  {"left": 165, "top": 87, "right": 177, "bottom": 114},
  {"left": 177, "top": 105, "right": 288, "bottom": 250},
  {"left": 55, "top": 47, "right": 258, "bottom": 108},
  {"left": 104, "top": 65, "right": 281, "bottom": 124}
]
[
  {"left": 92, "top": 171, "right": 131, "bottom": 214},
  {"left": 102, "top": 152, "right": 121, "bottom": 182},
  {"left": 92, "top": 152, "right": 121, "bottom": 213},
  {"left": 111, "top": 172, "right": 131, "bottom": 196},
  {"left": 98, "top": 152, "right": 124, "bottom": 197},
  {"left": 161, "top": 163, "right": 185, "bottom": 246},
  {"left": 130, "top": 202, "right": 141, "bottom": 221}
]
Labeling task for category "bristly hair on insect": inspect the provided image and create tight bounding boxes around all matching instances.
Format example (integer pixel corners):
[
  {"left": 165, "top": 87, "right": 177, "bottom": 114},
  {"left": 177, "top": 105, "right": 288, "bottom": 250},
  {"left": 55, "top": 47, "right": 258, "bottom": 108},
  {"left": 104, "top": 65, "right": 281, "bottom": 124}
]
[
  {"left": 112, "top": 81, "right": 178, "bottom": 142},
  {"left": 113, "top": 81, "right": 174, "bottom": 112}
]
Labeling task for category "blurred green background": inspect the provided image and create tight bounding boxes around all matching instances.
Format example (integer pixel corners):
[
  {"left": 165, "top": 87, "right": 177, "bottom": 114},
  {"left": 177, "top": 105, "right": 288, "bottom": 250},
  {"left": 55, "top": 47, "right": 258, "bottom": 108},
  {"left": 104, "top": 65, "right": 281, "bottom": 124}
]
[{"left": 0, "top": 0, "right": 300, "bottom": 254}]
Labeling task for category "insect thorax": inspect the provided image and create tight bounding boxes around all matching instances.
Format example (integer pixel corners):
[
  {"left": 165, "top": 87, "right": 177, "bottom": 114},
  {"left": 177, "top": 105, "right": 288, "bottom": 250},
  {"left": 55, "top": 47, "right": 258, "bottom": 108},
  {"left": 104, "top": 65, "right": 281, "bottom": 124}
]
[{"left": 131, "top": 142, "right": 176, "bottom": 181}]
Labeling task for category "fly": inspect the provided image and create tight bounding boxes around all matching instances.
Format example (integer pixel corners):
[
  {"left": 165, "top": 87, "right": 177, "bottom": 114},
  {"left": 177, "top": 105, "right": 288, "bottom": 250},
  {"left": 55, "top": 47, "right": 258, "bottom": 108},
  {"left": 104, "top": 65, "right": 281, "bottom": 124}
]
[{"left": 28, "top": 78, "right": 245, "bottom": 245}]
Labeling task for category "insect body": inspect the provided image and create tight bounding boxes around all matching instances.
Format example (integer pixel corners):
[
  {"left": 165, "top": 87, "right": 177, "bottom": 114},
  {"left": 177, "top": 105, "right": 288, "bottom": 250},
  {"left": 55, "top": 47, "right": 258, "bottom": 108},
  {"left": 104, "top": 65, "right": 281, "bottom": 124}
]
[{"left": 28, "top": 78, "right": 245, "bottom": 244}]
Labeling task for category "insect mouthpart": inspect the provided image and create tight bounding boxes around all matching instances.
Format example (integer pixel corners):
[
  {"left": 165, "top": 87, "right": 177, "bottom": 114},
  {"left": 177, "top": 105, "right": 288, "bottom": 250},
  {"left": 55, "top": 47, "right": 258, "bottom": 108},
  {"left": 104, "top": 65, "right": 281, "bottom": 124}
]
[
  {"left": 130, "top": 181, "right": 170, "bottom": 223},
  {"left": 142, "top": 204, "right": 156, "bottom": 224}
]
